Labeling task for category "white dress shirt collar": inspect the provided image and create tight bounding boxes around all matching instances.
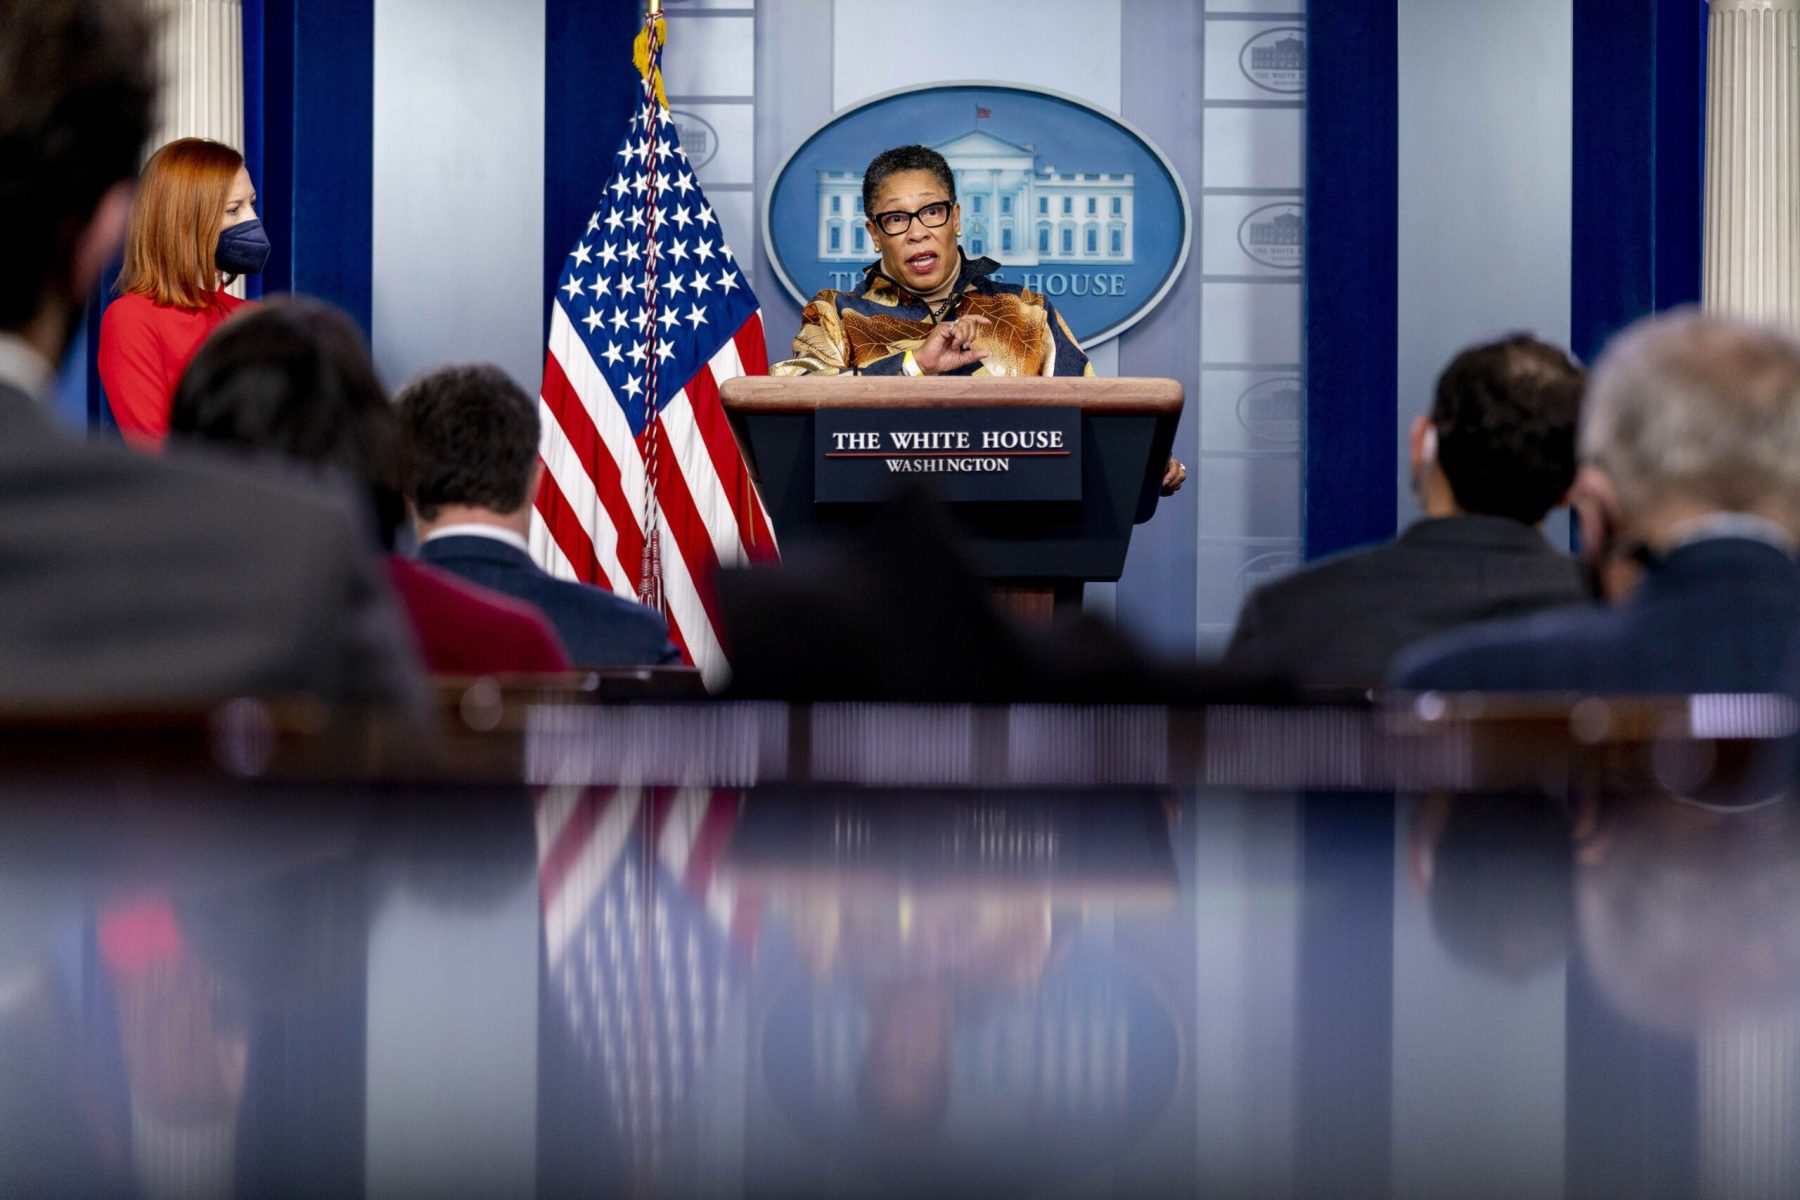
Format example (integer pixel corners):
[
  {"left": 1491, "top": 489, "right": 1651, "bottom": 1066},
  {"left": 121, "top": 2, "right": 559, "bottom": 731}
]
[
  {"left": 1664, "top": 512, "right": 1795, "bottom": 554},
  {"left": 421, "top": 523, "right": 533, "bottom": 556}
]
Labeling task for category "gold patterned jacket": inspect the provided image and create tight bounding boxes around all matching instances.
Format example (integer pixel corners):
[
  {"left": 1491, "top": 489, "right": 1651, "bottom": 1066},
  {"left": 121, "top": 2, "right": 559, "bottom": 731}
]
[{"left": 772, "top": 253, "right": 1095, "bottom": 378}]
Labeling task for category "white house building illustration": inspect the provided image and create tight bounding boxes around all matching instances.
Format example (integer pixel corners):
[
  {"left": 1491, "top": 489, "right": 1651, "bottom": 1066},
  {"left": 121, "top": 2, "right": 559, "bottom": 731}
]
[{"left": 816, "top": 128, "right": 1135, "bottom": 267}]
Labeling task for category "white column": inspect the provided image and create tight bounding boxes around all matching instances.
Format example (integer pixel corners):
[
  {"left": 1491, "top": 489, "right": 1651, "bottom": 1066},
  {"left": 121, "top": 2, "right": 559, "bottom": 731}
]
[
  {"left": 146, "top": 0, "right": 245, "bottom": 297},
  {"left": 1704, "top": 0, "right": 1800, "bottom": 323},
  {"left": 146, "top": 0, "right": 244, "bottom": 154}
]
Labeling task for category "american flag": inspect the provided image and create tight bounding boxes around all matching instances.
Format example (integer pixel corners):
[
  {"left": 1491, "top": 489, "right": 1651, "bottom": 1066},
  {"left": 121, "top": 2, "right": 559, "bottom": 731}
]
[{"left": 531, "top": 19, "right": 777, "bottom": 688}]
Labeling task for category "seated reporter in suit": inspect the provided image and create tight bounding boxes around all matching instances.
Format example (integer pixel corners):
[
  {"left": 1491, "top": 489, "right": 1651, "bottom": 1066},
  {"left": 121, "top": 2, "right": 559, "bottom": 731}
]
[
  {"left": 167, "top": 299, "right": 572, "bottom": 675},
  {"left": 397, "top": 364, "right": 681, "bottom": 668},
  {"left": 1224, "top": 334, "right": 1587, "bottom": 689},
  {"left": 1395, "top": 310, "right": 1800, "bottom": 694},
  {"left": 0, "top": 0, "right": 420, "bottom": 710}
]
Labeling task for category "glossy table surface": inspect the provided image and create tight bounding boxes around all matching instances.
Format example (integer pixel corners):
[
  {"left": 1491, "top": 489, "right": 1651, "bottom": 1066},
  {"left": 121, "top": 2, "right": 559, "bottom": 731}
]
[{"left": 2, "top": 696, "right": 1797, "bottom": 1198}]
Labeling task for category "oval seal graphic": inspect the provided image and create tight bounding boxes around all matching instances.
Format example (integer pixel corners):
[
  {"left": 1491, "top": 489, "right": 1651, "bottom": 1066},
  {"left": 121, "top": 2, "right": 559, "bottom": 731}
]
[
  {"left": 1237, "top": 202, "right": 1303, "bottom": 271},
  {"left": 1238, "top": 549, "right": 1300, "bottom": 600},
  {"left": 764, "top": 83, "right": 1192, "bottom": 347},
  {"left": 1236, "top": 376, "right": 1303, "bottom": 446},
  {"left": 669, "top": 110, "right": 719, "bottom": 170},
  {"left": 1240, "top": 27, "right": 1306, "bottom": 96}
]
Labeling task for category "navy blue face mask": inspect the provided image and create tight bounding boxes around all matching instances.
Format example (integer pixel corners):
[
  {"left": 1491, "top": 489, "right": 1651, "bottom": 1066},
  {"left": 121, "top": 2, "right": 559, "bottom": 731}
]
[{"left": 215, "top": 219, "right": 271, "bottom": 275}]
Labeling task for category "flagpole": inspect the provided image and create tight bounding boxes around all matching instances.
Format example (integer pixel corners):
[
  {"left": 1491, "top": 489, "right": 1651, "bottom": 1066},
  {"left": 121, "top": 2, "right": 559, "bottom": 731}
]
[{"left": 638, "top": 0, "right": 666, "bottom": 612}]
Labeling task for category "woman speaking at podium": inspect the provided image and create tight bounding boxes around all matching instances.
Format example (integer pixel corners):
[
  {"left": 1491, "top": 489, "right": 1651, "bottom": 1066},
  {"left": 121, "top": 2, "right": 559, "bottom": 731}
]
[{"left": 773, "top": 144, "right": 1184, "bottom": 492}]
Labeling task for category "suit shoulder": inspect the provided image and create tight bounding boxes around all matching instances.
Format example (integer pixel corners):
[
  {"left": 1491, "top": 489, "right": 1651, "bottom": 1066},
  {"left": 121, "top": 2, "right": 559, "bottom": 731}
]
[
  {"left": 1390, "top": 602, "right": 1608, "bottom": 689},
  {"left": 1239, "top": 542, "right": 1397, "bottom": 613},
  {"left": 544, "top": 573, "right": 660, "bottom": 620}
]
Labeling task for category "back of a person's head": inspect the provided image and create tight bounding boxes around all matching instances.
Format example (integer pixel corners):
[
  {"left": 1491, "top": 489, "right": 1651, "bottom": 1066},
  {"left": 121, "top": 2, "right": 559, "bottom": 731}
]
[
  {"left": 1430, "top": 334, "right": 1584, "bottom": 524},
  {"left": 169, "top": 296, "right": 406, "bottom": 546},
  {"left": 1582, "top": 309, "right": 1800, "bottom": 517},
  {"left": 117, "top": 137, "right": 246, "bottom": 310},
  {"left": 396, "top": 364, "right": 538, "bottom": 521},
  {"left": 0, "top": 0, "right": 156, "bottom": 331}
]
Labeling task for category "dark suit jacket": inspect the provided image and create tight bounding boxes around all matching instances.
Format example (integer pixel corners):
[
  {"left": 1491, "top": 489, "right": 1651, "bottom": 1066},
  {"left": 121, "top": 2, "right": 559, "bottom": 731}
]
[
  {"left": 0, "top": 382, "right": 421, "bottom": 707},
  {"left": 1392, "top": 536, "right": 1800, "bottom": 693},
  {"left": 1223, "top": 515, "right": 1588, "bottom": 689},
  {"left": 417, "top": 534, "right": 680, "bottom": 667}
]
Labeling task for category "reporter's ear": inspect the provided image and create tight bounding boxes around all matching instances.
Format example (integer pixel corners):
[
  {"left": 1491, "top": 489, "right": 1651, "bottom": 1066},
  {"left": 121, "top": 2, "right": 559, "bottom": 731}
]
[
  {"left": 73, "top": 181, "right": 133, "bottom": 299},
  {"left": 1407, "top": 413, "right": 1433, "bottom": 479},
  {"left": 1570, "top": 464, "right": 1619, "bottom": 552}
]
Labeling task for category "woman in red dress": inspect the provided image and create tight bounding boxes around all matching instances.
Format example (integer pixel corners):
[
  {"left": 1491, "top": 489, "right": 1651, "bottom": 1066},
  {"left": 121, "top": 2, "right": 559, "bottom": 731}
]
[{"left": 99, "top": 138, "right": 269, "bottom": 448}]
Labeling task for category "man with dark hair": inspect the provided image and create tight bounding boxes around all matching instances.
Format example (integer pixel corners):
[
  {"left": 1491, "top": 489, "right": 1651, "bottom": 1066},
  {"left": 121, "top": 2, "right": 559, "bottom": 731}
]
[
  {"left": 0, "top": 0, "right": 421, "bottom": 707},
  {"left": 398, "top": 364, "right": 680, "bottom": 668},
  {"left": 1223, "top": 334, "right": 1586, "bottom": 689}
]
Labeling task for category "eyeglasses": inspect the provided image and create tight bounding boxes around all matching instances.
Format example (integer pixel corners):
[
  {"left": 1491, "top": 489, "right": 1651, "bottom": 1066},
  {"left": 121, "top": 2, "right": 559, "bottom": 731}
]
[{"left": 871, "top": 201, "right": 953, "bottom": 237}]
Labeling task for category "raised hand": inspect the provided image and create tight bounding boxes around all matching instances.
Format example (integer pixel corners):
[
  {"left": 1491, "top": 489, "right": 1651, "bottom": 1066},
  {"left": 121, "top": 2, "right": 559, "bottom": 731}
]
[{"left": 913, "top": 314, "right": 991, "bottom": 375}]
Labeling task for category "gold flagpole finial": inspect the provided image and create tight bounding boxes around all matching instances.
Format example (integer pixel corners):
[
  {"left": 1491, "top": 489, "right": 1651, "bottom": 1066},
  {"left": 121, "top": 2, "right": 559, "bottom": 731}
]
[{"left": 647, "top": 0, "right": 662, "bottom": 15}]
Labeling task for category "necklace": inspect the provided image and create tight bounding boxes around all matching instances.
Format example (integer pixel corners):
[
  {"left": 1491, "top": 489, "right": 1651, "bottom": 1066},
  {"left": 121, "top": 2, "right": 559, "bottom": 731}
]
[{"left": 925, "top": 291, "right": 960, "bottom": 324}]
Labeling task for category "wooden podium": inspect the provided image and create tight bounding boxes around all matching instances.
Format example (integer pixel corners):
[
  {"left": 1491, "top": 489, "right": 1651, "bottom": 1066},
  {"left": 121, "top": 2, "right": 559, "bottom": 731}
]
[{"left": 719, "top": 376, "right": 1182, "bottom": 622}]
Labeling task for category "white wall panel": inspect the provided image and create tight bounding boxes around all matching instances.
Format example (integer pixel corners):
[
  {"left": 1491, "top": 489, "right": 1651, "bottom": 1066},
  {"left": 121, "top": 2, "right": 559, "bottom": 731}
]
[
  {"left": 663, "top": 12, "right": 757, "bottom": 97},
  {"left": 1396, "top": 0, "right": 1573, "bottom": 526},
  {"left": 671, "top": 101, "right": 757, "bottom": 185},
  {"left": 1201, "top": 108, "right": 1304, "bottom": 191},
  {"left": 371, "top": 0, "right": 546, "bottom": 394},
  {"left": 1202, "top": 15, "right": 1305, "bottom": 104},
  {"left": 1197, "top": 456, "right": 1302, "bottom": 542},
  {"left": 1199, "top": 282, "right": 1301, "bottom": 364},
  {"left": 831, "top": 0, "right": 1122, "bottom": 112},
  {"left": 1199, "top": 369, "right": 1302, "bottom": 454}
]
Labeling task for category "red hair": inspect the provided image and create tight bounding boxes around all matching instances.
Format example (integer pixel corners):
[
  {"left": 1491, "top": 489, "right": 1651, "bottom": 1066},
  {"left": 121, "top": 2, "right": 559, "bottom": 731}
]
[{"left": 115, "top": 138, "right": 243, "bottom": 310}]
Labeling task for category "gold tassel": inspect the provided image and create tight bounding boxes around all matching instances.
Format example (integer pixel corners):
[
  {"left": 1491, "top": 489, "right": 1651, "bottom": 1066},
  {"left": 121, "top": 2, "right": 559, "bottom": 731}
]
[{"left": 633, "top": 13, "right": 668, "bottom": 110}]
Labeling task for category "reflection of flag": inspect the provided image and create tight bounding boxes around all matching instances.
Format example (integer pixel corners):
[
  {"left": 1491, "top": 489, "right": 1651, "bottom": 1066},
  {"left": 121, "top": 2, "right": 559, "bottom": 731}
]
[
  {"left": 535, "top": 785, "right": 757, "bottom": 1169},
  {"left": 537, "top": 785, "right": 755, "bottom": 966},
  {"left": 976, "top": 105, "right": 992, "bottom": 119},
  {"left": 530, "top": 15, "right": 777, "bottom": 688}
]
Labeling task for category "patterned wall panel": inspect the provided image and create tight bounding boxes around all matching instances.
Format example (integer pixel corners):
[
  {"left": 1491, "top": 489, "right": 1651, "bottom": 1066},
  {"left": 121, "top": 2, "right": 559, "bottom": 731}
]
[{"left": 1192, "top": 4, "right": 1307, "bottom": 653}]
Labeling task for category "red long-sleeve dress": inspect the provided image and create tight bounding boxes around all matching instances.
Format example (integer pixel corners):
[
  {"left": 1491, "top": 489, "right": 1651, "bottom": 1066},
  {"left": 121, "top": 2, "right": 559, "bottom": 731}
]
[{"left": 97, "top": 290, "right": 251, "bottom": 448}]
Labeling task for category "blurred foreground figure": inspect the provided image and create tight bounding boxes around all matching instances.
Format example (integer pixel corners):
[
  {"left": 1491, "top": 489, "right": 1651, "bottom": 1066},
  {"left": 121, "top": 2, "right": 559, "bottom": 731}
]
[
  {"left": 169, "top": 298, "right": 572, "bottom": 675},
  {"left": 1397, "top": 310, "right": 1800, "bottom": 692},
  {"left": 1225, "top": 334, "right": 1586, "bottom": 690},
  {"left": 720, "top": 487, "right": 1278, "bottom": 703},
  {"left": 0, "top": 0, "right": 420, "bottom": 708}
]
